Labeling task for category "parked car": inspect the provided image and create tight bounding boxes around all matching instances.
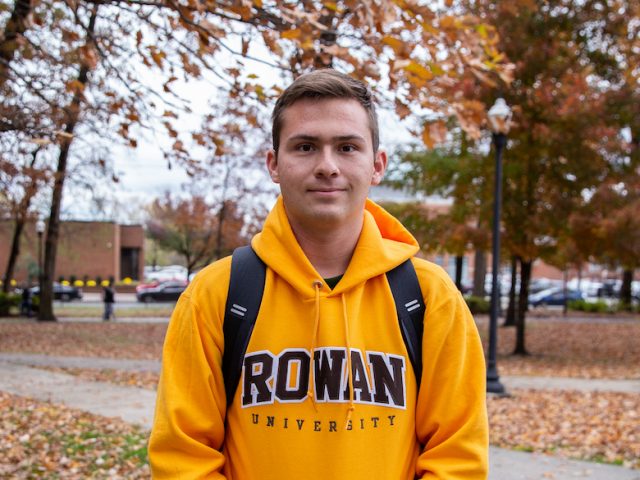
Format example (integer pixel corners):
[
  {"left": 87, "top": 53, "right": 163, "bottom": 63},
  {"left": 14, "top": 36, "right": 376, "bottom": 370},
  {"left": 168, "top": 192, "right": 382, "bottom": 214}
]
[
  {"left": 143, "top": 265, "right": 188, "bottom": 282},
  {"left": 529, "top": 278, "right": 562, "bottom": 295},
  {"left": 135, "top": 280, "right": 162, "bottom": 292},
  {"left": 29, "top": 282, "right": 83, "bottom": 301},
  {"left": 528, "top": 287, "right": 583, "bottom": 307},
  {"left": 136, "top": 280, "right": 187, "bottom": 303}
]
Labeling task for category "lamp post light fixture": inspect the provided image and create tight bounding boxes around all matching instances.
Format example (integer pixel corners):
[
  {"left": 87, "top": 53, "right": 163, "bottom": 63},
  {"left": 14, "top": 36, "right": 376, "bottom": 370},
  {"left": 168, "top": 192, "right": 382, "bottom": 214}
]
[
  {"left": 486, "top": 98, "right": 512, "bottom": 394},
  {"left": 36, "top": 217, "right": 45, "bottom": 295}
]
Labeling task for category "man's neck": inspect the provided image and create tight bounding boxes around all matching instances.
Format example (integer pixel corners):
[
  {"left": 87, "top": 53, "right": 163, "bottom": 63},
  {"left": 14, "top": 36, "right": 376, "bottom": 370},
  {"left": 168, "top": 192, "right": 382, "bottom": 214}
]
[{"left": 289, "top": 218, "right": 363, "bottom": 278}]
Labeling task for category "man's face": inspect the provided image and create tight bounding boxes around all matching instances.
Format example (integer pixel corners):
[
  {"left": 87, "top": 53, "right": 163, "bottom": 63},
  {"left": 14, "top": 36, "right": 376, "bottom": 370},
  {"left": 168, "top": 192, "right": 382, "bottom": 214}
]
[{"left": 266, "top": 98, "right": 387, "bottom": 233}]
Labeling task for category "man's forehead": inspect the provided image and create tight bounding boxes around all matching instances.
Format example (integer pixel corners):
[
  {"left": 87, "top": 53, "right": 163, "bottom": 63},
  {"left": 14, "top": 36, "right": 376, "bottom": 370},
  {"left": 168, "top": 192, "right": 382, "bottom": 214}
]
[{"left": 279, "top": 98, "right": 371, "bottom": 133}]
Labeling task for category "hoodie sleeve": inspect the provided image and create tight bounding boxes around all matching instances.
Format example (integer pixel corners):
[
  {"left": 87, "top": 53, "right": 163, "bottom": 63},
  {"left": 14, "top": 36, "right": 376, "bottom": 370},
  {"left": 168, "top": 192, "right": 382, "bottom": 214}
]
[
  {"left": 148, "top": 282, "right": 228, "bottom": 478},
  {"left": 414, "top": 262, "right": 489, "bottom": 479}
]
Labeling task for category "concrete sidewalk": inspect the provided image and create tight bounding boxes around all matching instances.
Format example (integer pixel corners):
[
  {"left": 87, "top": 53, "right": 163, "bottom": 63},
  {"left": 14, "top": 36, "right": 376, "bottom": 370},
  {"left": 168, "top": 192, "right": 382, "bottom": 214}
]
[
  {"left": 0, "top": 352, "right": 161, "bottom": 373},
  {"left": 503, "top": 374, "right": 640, "bottom": 393},
  {"left": 0, "top": 361, "right": 156, "bottom": 427},
  {"left": 0, "top": 354, "right": 639, "bottom": 479}
]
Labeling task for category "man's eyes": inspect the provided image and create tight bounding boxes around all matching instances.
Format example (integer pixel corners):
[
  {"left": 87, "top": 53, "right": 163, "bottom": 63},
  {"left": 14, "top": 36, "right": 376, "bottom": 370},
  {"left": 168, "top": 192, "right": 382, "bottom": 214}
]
[
  {"left": 294, "top": 144, "right": 358, "bottom": 152},
  {"left": 296, "top": 143, "right": 315, "bottom": 152},
  {"left": 340, "top": 144, "right": 358, "bottom": 153}
]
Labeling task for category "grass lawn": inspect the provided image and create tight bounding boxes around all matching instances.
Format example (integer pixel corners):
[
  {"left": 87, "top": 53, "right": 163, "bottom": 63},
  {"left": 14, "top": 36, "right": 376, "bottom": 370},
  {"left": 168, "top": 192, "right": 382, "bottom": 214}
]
[{"left": 53, "top": 304, "right": 175, "bottom": 318}]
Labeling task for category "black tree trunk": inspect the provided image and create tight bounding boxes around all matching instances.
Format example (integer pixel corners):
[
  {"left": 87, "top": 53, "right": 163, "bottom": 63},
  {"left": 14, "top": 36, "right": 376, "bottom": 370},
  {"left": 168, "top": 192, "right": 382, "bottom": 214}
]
[
  {"left": 454, "top": 255, "right": 464, "bottom": 291},
  {"left": 514, "top": 258, "right": 532, "bottom": 355},
  {"left": 620, "top": 269, "right": 634, "bottom": 311},
  {"left": 39, "top": 8, "right": 98, "bottom": 321},
  {"left": 2, "top": 148, "right": 42, "bottom": 292},
  {"left": 2, "top": 219, "right": 25, "bottom": 292},
  {"left": 503, "top": 256, "right": 518, "bottom": 327}
]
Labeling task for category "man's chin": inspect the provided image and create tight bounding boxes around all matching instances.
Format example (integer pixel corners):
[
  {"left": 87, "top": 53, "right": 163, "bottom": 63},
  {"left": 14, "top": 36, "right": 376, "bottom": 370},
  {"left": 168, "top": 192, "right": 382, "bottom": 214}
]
[{"left": 300, "top": 206, "right": 350, "bottom": 228}]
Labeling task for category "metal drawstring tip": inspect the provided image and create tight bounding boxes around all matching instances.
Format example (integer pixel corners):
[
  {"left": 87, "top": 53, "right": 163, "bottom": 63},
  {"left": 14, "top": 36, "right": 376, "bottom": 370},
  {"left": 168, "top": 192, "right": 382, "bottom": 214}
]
[
  {"left": 308, "top": 390, "right": 319, "bottom": 412},
  {"left": 344, "top": 405, "right": 355, "bottom": 429}
]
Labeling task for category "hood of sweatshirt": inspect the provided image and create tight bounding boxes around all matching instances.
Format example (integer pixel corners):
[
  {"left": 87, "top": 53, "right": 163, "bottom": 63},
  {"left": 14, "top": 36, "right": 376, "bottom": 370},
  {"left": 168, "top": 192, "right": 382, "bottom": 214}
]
[{"left": 251, "top": 196, "right": 420, "bottom": 296}]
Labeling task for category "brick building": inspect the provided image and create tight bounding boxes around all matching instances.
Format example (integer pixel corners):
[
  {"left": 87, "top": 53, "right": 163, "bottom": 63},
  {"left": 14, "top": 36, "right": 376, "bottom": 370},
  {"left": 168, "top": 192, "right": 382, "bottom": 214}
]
[{"left": 0, "top": 219, "right": 144, "bottom": 285}]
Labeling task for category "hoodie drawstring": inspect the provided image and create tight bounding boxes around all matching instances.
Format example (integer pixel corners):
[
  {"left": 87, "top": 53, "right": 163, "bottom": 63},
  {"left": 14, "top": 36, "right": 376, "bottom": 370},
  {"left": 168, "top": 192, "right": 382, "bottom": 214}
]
[
  {"left": 341, "top": 293, "right": 355, "bottom": 428},
  {"left": 308, "top": 280, "right": 323, "bottom": 411},
  {"left": 308, "top": 281, "right": 355, "bottom": 426}
]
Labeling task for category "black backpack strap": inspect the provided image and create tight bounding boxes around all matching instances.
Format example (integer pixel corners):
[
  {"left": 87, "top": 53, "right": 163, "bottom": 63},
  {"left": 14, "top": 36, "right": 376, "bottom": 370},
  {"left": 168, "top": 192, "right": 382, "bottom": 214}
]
[
  {"left": 386, "top": 259, "right": 425, "bottom": 387},
  {"left": 222, "top": 246, "right": 266, "bottom": 406}
]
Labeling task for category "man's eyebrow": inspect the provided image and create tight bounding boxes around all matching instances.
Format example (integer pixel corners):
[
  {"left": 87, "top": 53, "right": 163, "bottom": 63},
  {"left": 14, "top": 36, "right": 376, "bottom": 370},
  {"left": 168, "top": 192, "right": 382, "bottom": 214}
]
[
  {"left": 286, "top": 134, "right": 318, "bottom": 143},
  {"left": 334, "top": 134, "right": 366, "bottom": 143},
  {"left": 285, "top": 134, "right": 367, "bottom": 143}
]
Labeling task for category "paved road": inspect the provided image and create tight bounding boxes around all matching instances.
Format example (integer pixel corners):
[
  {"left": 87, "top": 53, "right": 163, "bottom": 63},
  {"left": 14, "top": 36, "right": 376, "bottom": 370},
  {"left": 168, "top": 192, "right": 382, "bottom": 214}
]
[{"left": 0, "top": 353, "right": 639, "bottom": 479}]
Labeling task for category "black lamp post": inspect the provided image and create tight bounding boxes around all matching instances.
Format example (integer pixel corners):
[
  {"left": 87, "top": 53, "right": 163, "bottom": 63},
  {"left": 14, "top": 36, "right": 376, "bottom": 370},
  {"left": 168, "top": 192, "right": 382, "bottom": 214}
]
[
  {"left": 36, "top": 217, "right": 45, "bottom": 296},
  {"left": 486, "top": 98, "right": 511, "bottom": 394}
]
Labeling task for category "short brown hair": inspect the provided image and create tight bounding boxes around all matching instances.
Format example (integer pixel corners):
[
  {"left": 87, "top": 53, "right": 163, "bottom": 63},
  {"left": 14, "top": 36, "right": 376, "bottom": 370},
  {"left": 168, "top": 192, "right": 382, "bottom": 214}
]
[{"left": 271, "top": 69, "right": 380, "bottom": 152}]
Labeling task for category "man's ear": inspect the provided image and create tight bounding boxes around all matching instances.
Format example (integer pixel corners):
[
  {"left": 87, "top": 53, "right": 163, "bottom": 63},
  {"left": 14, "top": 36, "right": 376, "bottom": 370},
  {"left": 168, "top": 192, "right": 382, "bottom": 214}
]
[
  {"left": 371, "top": 149, "right": 388, "bottom": 186},
  {"left": 266, "top": 149, "right": 280, "bottom": 183}
]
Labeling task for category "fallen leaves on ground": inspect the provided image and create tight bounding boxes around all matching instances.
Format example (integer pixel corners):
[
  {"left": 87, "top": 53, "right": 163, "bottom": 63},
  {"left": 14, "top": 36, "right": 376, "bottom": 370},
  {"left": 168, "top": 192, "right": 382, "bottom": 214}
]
[
  {"left": 0, "top": 320, "right": 166, "bottom": 360},
  {"left": 2, "top": 318, "right": 639, "bottom": 380},
  {"left": 1, "top": 317, "right": 639, "bottom": 380},
  {"left": 2, "top": 385, "right": 639, "bottom": 476},
  {"left": 0, "top": 391, "right": 149, "bottom": 479},
  {"left": 29, "top": 368, "right": 640, "bottom": 472},
  {"left": 476, "top": 319, "right": 640, "bottom": 379},
  {"left": 42, "top": 366, "right": 159, "bottom": 390},
  {"left": 488, "top": 388, "right": 640, "bottom": 469}
]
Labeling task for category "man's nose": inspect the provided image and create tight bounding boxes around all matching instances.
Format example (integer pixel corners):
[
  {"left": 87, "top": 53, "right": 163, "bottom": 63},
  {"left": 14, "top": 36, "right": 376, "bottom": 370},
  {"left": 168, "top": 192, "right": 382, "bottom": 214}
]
[{"left": 314, "top": 147, "right": 340, "bottom": 177}]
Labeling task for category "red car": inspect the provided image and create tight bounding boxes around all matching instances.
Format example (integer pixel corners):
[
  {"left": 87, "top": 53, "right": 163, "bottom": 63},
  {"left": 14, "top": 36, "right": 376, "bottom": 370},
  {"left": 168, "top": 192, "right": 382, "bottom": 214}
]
[{"left": 136, "top": 280, "right": 187, "bottom": 303}]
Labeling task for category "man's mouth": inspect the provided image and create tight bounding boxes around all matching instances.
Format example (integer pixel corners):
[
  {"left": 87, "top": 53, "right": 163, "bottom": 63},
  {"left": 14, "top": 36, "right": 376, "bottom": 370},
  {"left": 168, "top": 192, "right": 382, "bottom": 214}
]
[{"left": 308, "top": 187, "right": 345, "bottom": 193}]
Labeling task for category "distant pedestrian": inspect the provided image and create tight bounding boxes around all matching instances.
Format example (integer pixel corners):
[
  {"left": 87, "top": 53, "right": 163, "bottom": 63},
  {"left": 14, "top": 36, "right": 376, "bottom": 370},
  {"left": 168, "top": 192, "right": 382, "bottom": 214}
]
[
  {"left": 20, "top": 285, "right": 33, "bottom": 318},
  {"left": 102, "top": 283, "right": 115, "bottom": 321}
]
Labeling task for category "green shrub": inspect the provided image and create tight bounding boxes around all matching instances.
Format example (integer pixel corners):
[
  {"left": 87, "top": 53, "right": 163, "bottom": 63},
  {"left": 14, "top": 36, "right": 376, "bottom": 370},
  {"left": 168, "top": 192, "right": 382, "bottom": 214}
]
[
  {"left": 568, "top": 299, "right": 613, "bottom": 313},
  {"left": 0, "top": 291, "right": 21, "bottom": 316},
  {"left": 615, "top": 301, "right": 640, "bottom": 313},
  {"left": 464, "top": 295, "right": 490, "bottom": 314}
]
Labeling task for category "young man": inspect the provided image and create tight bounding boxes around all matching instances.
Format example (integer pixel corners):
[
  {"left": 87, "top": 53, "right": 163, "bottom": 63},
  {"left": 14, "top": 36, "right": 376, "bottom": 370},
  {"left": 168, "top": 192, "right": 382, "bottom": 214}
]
[{"left": 149, "top": 69, "right": 488, "bottom": 479}]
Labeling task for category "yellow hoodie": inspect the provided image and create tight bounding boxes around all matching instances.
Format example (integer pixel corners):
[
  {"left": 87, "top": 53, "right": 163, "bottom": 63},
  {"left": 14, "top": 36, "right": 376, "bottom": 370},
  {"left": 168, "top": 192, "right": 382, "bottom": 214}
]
[{"left": 149, "top": 197, "right": 488, "bottom": 479}]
